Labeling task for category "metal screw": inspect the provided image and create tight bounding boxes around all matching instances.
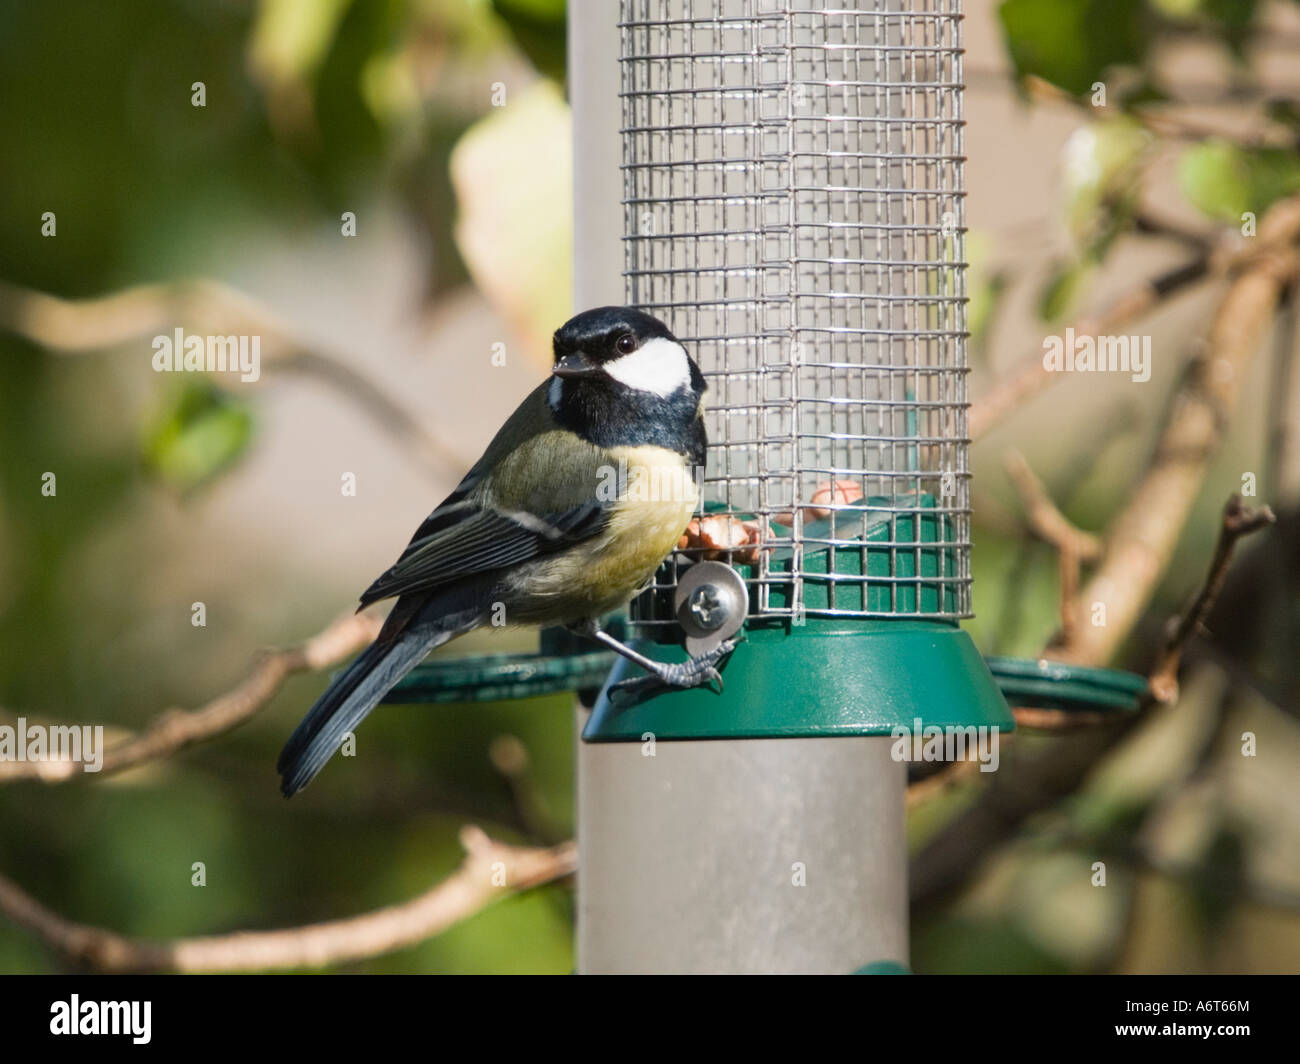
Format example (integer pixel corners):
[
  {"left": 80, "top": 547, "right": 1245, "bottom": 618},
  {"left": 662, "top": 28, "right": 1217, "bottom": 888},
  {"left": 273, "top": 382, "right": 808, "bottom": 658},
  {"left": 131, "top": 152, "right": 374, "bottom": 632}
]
[{"left": 688, "top": 584, "right": 727, "bottom": 631}]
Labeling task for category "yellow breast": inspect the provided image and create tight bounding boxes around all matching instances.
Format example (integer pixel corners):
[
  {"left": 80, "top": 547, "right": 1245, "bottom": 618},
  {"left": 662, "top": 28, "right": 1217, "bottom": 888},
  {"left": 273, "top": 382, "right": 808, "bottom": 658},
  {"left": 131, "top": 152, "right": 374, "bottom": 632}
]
[{"left": 508, "top": 444, "right": 699, "bottom": 623}]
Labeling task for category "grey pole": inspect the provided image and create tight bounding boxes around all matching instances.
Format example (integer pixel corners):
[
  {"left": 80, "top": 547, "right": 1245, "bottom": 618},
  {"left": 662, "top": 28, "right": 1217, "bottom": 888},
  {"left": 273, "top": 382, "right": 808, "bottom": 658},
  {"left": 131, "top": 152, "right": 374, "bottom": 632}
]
[
  {"left": 569, "top": 0, "right": 911, "bottom": 976},
  {"left": 579, "top": 739, "right": 907, "bottom": 974}
]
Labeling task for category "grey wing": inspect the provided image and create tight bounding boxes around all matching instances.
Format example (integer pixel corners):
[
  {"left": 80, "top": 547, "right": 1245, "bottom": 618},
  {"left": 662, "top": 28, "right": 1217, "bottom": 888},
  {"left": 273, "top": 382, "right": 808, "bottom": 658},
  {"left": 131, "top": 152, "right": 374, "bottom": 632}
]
[{"left": 358, "top": 495, "right": 609, "bottom": 608}]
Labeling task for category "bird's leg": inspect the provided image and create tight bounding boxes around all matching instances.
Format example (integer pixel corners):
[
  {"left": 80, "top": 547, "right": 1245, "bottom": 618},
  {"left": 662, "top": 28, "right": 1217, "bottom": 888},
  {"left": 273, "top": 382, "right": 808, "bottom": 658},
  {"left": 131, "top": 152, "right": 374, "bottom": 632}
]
[{"left": 569, "top": 619, "right": 735, "bottom": 695}]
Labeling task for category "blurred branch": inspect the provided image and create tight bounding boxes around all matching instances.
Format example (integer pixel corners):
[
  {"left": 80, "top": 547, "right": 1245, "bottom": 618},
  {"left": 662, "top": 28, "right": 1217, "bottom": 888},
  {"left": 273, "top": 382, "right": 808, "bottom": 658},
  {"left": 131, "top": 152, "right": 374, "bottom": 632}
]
[
  {"left": 911, "top": 197, "right": 1300, "bottom": 898},
  {"left": 1011, "top": 706, "right": 1111, "bottom": 730},
  {"left": 1004, "top": 449, "right": 1103, "bottom": 563},
  {"left": 1147, "top": 496, "right": 1276, "bottom": 703},
  {"left": 972, "top": 199, "right": 1300, "bottom": 440},
  {"left": 909, "top": 722, "right": 1149, "bottom": 898},
  {"left": 1128, "top": 844, "right": 1300, "bottom": 914},
  {"left": 971, "top": 256, "right": 1211, "bottom": 438},
  {"left": 1004, "top": 447, "right": 1100, "bottom": 646},
  {"left": 1132, "top": 211, "right": 1214, "bottom": 253},
  {"left": 1127, "top": 110, "right": 1288, "bottom": 148},
  {"left": 1158, "top": 494, "right": 1300, "bottom": 720},
  {"left": 0, "top": 277, "right": 466, "bottom": 473},
  {"left": 904, "top": 702, "right": 1110, "bottom": 808},
  {"left": 1011, "top": 494, "right": 1272, "bottom": 723},
  {"left": 981, "top": 407, "right": 1138, "bottom": 658},
  {"left": 1053, "top": 216, "right": 1300, "bottom": 665},
  {"left": 488, "top": 734, "right": 564, "bottom": 846},
  {"left": 0, "top": 610, "right": 382, "bottom": 783},
  {"left": 913, "top": 488, "right": 1277, "bottom": 887},
  {"left": 0, "top": 277, "right": 210, "bottom": 349},
  {"left": 1021, "top": 76, "right": 1296, "bottom": 148},
  {"left": 0, "top": 826, "right": 575, "bottom": 973},
  {"left": 1268, "top": 282, "right": 1300, "bottom": 507}
]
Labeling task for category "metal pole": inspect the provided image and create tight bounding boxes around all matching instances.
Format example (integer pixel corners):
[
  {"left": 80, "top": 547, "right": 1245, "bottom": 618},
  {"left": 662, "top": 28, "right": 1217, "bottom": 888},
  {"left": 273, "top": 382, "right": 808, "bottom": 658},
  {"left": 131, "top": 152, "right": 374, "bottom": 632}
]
[
  {"left": 570, "top": 0, "right": 911, "bottom": 975},
  {"left": 580, "top": 738, "right": 907, "bottom": 974}
]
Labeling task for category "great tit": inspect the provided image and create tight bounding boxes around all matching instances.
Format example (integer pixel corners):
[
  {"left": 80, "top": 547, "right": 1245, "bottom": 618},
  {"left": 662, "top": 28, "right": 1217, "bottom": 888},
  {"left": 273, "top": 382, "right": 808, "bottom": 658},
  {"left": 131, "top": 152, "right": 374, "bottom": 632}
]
[{"left": 277, "top": 306, "right": 735, "bottom": 796}]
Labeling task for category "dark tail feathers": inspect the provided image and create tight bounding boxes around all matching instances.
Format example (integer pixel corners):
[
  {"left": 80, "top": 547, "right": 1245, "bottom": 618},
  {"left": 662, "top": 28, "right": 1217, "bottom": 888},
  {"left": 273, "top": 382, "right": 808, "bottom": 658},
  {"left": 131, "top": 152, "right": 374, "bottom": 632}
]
[{"left": 277, "top": 594, "right": 484, "bottom": 796}]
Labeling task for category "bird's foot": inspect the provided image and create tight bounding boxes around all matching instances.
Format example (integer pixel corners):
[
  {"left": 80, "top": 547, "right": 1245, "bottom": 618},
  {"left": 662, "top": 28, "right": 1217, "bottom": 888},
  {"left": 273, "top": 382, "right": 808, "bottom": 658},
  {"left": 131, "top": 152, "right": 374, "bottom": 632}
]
[{"left": 609, "top": 638, "right": 737, "bottom": 701}]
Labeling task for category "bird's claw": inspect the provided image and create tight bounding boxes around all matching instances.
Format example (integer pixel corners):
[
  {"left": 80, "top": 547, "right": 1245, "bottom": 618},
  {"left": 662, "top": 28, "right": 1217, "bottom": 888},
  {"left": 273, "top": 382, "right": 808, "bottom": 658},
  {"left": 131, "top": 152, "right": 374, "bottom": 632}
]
[{"left": 608, "top": 639, "right": 736, "bottom": 702}]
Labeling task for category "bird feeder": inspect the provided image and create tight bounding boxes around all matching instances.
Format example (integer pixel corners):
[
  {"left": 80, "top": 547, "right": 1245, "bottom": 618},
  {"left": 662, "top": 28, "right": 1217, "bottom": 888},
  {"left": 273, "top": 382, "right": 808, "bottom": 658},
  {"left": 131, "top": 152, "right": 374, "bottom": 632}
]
[
  {"left": 571, "top": 0, "right": 1007, "bottom": 974},
  {"left": 388, "top": 0, "right": 1146, "bottom": 975},
  {"left": 585, "top": 0, "right": 1008, "bottom": 740}
]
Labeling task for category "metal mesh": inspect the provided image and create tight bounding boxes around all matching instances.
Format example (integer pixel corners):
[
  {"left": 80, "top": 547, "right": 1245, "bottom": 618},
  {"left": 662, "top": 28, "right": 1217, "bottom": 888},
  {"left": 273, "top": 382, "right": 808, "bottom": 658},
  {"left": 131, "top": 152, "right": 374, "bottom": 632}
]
[{"left": 621, "top": 0, "right": 971, "bottom": 628}]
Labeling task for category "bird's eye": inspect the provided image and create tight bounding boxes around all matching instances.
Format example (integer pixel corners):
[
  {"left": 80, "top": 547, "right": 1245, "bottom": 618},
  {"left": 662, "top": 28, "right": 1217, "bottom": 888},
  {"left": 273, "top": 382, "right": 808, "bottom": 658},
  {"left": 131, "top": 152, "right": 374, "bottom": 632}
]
[{"left": 615, "top": 333, "right": 637, "bottom": 355}]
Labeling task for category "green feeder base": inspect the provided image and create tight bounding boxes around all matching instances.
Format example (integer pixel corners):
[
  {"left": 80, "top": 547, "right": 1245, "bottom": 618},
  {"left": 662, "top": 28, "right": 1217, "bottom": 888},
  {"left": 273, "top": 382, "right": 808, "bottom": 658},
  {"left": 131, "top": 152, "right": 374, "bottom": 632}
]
[
  {"left": 385, "top": 621, "right": 627, "bottom": 706},
  {"left": 984, "top": 655, "right": 1147, "bottom": 713},
  {"left": 854, "top": 960, "right": 912, "bottom": 974},
  {"left": 582, "top": 618, "right": 1016, "bottom": 742}
]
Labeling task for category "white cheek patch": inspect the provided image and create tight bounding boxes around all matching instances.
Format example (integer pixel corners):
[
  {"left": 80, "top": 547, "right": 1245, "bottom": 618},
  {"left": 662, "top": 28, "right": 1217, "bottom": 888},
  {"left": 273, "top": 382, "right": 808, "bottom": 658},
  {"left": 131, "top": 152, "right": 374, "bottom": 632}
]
[
  {"left": 603, "top": 337, "right": 692, "bottom": 397},
  {"left": 548, "top": 376, "right": 564, "bottom": 411}
]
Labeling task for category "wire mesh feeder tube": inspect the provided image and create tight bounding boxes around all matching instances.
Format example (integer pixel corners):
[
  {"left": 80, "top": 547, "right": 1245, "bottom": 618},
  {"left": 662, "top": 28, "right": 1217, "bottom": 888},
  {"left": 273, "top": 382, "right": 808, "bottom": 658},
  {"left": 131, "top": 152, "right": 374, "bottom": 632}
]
[
  {"left": 586, "top": 0, "right": 1009, "bottom": 739},
  {"left": 623, "top": 0, "right": 971, "bottom": 628}
]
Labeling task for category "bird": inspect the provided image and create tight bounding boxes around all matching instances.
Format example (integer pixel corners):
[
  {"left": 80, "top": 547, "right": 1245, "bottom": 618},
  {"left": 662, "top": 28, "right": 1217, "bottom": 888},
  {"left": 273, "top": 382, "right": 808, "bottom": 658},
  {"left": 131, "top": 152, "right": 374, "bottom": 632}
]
[{"left": 277, "top": 305, "right": 736, "bottom": 796}]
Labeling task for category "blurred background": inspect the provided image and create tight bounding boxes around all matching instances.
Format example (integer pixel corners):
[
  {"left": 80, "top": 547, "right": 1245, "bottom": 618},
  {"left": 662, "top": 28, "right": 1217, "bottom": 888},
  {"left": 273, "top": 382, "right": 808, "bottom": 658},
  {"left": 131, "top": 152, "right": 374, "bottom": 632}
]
[{"left": 1, "top": 0, "right": 1297, "bottom": 974}]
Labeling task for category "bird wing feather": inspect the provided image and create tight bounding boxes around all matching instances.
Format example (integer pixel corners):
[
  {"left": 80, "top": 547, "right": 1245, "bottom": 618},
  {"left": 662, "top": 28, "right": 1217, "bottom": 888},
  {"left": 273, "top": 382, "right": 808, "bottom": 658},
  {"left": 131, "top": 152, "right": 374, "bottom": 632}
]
[
  {"left": 358, "top": 500, "right": 608, "bottom": 606},
  {"left": 359, "top": 386, "right": 620, "bottom": 607}
]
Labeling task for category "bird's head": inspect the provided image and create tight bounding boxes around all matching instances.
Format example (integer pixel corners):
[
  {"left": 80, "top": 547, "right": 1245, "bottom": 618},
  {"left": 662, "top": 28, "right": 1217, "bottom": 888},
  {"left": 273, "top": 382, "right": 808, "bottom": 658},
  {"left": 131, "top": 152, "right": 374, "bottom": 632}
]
[{"left": 549, "top": 306, "right": 703, "bottom": 402}]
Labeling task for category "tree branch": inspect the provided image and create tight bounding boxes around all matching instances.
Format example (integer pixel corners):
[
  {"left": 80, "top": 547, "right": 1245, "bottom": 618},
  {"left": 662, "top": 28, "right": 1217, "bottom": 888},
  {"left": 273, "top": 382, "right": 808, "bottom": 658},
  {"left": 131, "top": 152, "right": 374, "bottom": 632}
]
[
  {"left": 911, "top": 195, "right": 1300, "bottom": 904},
  {"left": 1147, "top": 495, "right": 1276, "bottom": 703},
  {"left": 971, "top": 199, "right": 1300, "bottom": 440},
  {"left": 1004, "top": 448, "right": 1102, "bottom": 646},
  {"left": 0, "top": 826, "right": 575, "bottom": 973},
  {"left": 970, "top": 256, "right": 1212, "bottom": 439},
  {"left": 0, "top": 610, "right": 382, "bottom": 783},
  {"left": 1004, "top": 449, "right": 1103, "bottom": 562},
  {"left": 0, "top": 277, "right": 467, "bottom": 474},
  {"left": 1052, "top": 245, "right": 1299, "bottom": 666}
]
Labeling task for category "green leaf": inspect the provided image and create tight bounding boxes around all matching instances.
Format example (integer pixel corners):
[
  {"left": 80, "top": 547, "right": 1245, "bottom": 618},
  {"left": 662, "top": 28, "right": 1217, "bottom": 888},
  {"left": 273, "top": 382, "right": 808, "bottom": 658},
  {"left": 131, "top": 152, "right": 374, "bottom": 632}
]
[
  {"left": 1061, "top": 117, "right": 1151, "bottom": 255},
  {"left": 1179, "top": 141, "right": 1251, "bottom": 220},
  {"left": 248, "top": 0, "right": 353, "bottom": 90},
  {"left": 963, "top": 229, "right": 1009, "bottom": 360},
  {"left": 1178, "top": 139, "right": 1300, "bottom": 222},
  {"left": 492, "top": 0, "right": 566, "bottom": 83},
  {"left": 1202, "top": 0, "right": 1261, "bottom": 54},
  {"left": 999, "top": 0, "right": 1150, "bottom": 98},
  {"left": 1151, "top": 0, "right": 1262, "bottom": 56},
  {"left": 1247, "top": 149, "right": 1300, "bottom": 212},
  {"left": 1038, "top": 259, "right": 1095, "bottom": 322},
  {"left": 1266, "top": 98, "right": 1300, "bottom": 132},
  {"left": 1185, "top": 823, "right": 1247, "bottom": 934},
  {"left": 451, "top": 80, "right": 572, "bottom": 368},
  {"left": 914, "top": 915, "right": 1073, "bottom": 975},
  {"left": 969, "top": 270, "right": 1008, "bottom": 359},
  {"left": 143, "top": 381, "right": 254, "bottom": 494}
]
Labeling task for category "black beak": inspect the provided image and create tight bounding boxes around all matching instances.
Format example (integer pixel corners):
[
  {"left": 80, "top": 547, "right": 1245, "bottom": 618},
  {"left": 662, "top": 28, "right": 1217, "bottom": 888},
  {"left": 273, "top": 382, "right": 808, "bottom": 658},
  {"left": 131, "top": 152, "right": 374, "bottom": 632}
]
[{"left": 552, "top": 351, "right": 602, "bottom": 379}]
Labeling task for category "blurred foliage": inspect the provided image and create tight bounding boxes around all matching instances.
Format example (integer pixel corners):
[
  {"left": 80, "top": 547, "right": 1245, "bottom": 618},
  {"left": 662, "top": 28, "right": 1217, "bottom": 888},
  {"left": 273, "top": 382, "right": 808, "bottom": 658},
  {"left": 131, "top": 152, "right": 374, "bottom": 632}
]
[
  {"left": 0, "top": 0, "right": 576, "bottom": 975},
  {"left": 143, "top": 380, "right": 254, "bottom": 494},
  {"left": 1002, "top": 0, "right": 1300, "bottom": 329},
  {"left": 1, "top": 0, "right": 1298, "bottom": 977},
  {"left": 1000, "top": 0, "right": 1300, "bottom": 100},
  {"left": 964, "top": 230, "right": 1009, "bottom": 362},
  {"left": 999, "top": 0, "right": 1151, "bottom": 98},
  {"left": 1178, "top": 139, "right": 1300, "bottom": 221},
  {"left": 1152, "top": 0, "right": 1262, "bottom": 55},
  {"left": 491, "top": 0, "right": 567, "bottom": 83},
  {"left": 914, "top": 915, "right": 1073, "bottom": 974},
  {"left": 962, "top": 1, "right": 1300, "bottom": 974},
  {"left": 451, "top": 79, "right": 573, "bottom": 366},
  {"left": 1036, "top": 259, "right": 1094, "bottom": 322},
  {"left": 0, "top": 0, "right": 553, "bottom": 300},
  {"left": 1060, "top": 117, "right": 1151, "bottom": 257}
]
